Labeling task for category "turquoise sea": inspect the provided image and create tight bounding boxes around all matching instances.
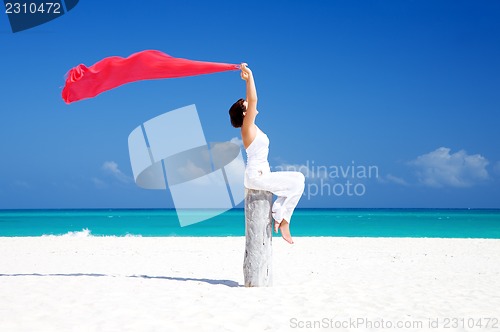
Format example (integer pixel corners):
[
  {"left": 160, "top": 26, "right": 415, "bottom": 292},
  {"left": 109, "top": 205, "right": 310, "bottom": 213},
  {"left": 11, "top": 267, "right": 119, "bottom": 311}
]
[{"left": 0, "top": 209, "right": 499, "bottom": 238}]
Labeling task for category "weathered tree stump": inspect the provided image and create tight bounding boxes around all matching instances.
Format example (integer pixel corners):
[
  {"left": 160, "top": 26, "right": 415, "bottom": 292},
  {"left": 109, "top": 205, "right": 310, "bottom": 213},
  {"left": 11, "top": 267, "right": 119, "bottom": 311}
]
[{"left": 243, "top": 188, "right": 273, "bottom": 287}]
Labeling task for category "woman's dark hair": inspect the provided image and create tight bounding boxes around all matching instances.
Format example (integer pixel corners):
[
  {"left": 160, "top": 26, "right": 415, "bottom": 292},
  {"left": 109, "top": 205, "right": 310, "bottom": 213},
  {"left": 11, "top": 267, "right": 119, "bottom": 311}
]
[{"left": 228, "top": 98, "right": 245, "bottom": 128}]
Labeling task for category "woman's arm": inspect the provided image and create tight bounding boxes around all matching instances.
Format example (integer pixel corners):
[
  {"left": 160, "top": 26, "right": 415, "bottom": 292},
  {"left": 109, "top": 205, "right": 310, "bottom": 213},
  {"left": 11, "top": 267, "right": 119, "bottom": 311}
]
[{"left": 241, "top": 63, "right": 258, "bottom": 126}]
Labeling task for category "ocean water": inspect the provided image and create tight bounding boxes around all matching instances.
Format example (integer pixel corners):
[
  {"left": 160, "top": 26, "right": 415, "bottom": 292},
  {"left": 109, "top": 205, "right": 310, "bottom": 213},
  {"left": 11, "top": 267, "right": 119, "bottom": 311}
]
[{"left": 0, "top": 209, "right": 499, "bottom": 238}]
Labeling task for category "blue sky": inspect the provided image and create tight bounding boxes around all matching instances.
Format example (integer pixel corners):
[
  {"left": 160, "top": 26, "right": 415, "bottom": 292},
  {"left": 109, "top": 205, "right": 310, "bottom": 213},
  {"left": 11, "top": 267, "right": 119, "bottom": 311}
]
[{"left": 1, "top": 0, "right": 499, "bottom": 209}]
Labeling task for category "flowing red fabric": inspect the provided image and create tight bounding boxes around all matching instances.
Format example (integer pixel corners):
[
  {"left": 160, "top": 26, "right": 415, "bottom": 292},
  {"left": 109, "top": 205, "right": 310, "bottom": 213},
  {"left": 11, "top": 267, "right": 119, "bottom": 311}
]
[{"left": 62, "top": 50, "right": 239, "bottom": 104}]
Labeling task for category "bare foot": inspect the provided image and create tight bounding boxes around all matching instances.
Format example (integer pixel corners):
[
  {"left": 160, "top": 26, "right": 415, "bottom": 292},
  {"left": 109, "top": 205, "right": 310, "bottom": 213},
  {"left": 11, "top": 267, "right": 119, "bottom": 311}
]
[{"left": 278, "top": 219, "right": 294, "bottom": 244}]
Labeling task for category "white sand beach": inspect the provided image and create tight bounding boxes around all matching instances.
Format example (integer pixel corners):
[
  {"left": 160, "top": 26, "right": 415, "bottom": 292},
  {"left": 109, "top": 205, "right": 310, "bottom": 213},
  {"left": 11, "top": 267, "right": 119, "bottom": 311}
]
[{"left": 1, "top": 236, "right": 499, "bottom": 331}]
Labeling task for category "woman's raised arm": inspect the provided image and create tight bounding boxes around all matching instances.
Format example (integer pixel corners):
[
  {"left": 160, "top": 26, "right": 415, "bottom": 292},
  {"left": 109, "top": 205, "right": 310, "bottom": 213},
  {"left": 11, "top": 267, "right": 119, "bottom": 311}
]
[{"left": 240, "top": 63, "right": 258, "bottom": 126}]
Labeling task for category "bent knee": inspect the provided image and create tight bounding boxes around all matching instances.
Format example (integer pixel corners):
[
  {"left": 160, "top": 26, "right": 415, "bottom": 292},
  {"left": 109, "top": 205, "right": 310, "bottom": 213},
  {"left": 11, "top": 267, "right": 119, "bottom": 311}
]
[
  {"left": 294, "top": 172, "right": 306, "bottom": 191},
  {"left": 297, "top": 172, "right": 305, "bottom": 183}
]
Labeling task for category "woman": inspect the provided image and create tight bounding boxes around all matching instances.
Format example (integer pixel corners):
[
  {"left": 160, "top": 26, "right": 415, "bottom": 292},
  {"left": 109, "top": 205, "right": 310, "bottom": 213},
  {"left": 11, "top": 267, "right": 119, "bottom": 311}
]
[{"left": 229, "top": 63, "right": 305, "bottom": 244}]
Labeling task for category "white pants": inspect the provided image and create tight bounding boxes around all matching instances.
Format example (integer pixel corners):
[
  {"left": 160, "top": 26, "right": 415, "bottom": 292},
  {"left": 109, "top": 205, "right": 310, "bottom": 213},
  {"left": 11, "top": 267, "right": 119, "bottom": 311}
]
[{"left": 244, "top": 171, "right": 305, "bottom": 224}]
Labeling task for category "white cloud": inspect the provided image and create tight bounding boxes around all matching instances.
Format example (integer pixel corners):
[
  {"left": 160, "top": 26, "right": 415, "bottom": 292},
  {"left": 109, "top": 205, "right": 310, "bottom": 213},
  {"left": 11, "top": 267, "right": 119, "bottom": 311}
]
[
  {"left": 177, "top": 160, "right": 206, "bottom": 179},
  {"left": 102, "top": 161, "right": 132, "bottom": 183},
  {"left": 92, "top": 177, "right": 107, "bottom": 189},
  {"left": 230, "top": 137, "right": 243, "bottom": 148},
  {"left": 210, "top": 140, "right": 242, "bottom": 160},
  {"left": 175, "top": 160, "right": 225, "bottom": 187},
  {"left": 494, "top": 161, "right": 500, "bottom": 176},
  {"left": 384, "top": 174, "right": 409, "bottom": 186},
  {"left": 409, "top": 147, "right": 489, "bottom": 188}
]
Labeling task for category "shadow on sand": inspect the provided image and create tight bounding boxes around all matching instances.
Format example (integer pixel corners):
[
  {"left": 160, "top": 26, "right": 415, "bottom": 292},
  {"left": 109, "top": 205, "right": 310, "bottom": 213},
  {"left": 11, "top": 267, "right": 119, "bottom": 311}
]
[{"left": 0, "top": 273, "right": 242, "bottom": 288}]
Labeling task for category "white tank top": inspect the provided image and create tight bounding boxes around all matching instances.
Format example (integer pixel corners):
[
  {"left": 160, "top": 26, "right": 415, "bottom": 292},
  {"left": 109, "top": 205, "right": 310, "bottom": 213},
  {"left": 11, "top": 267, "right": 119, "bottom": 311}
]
[{"left": 245, "top": 127, "right": 271, "bottom": 178}]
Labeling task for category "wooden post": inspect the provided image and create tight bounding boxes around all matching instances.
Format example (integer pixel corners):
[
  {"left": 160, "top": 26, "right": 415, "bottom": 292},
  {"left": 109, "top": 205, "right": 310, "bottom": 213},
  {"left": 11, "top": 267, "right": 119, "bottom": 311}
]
[{"left": 243, "top": 188, "right": 273, "bottom": 287}]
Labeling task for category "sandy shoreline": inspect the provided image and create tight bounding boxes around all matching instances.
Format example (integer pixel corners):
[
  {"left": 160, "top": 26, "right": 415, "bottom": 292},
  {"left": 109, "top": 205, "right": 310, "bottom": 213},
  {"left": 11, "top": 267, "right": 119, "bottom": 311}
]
[{"left": 1, "top": 236, "right": 499, "bottom": 331}]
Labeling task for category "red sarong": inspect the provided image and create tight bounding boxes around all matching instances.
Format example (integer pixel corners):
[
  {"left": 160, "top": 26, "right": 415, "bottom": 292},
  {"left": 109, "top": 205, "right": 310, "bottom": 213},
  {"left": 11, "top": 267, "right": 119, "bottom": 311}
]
[{"left": 62, "top": 50, "right": 239, "bottom": 104}]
